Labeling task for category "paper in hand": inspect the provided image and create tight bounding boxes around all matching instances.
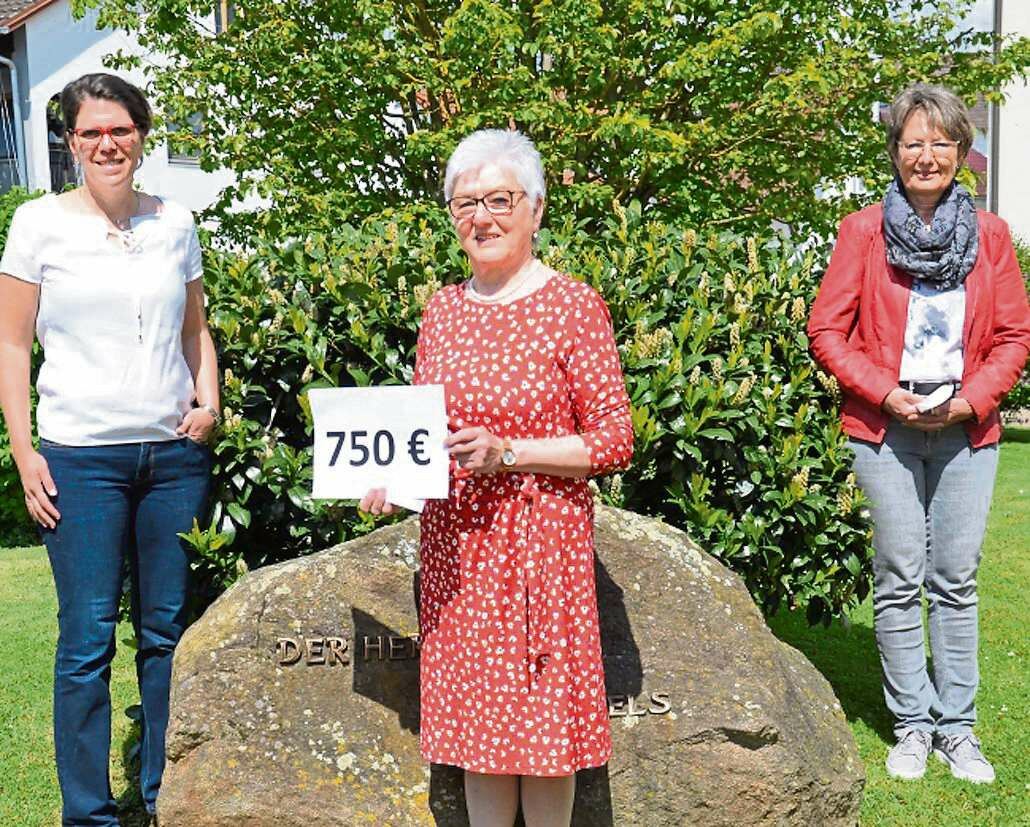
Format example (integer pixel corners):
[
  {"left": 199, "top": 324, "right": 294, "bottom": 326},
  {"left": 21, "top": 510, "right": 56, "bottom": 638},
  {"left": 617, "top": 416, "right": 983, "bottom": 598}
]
[
  {"left": 915, "top": 383, "right": 955, "bottom": 413},
  {"left": 310, "top": 385, "right": 449, "bottom": 502}
]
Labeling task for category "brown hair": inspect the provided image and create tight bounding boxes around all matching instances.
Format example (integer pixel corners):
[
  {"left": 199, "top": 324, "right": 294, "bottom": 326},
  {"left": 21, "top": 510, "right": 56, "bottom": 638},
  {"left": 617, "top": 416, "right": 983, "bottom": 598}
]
[
  {"left": 886, "top": 83, "right": 974, "bottom": 168},
  {"left": 60, "top": 73, "right": 152, "bottom": 143}
]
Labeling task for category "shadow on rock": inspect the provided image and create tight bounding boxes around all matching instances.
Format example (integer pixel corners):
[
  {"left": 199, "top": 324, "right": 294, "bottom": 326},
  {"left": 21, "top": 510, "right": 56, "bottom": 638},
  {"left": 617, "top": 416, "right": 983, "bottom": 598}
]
[
  {"left": 767, "top": 610, "right": 894, "bottom": 743},
  {"left": 596, "top": 554, "right": 643, "bottom": 700},
  {"left": 351, "top": 605, "right": 420, "bottom": 734}
]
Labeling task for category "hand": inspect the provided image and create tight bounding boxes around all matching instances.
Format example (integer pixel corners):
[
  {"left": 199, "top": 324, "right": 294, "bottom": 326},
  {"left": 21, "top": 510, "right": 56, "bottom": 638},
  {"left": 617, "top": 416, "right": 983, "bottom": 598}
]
[
  {"left": 16, "top": 450, "right": 60, "bottom": 529},
  {"left": 445, "top": 426, "right": 504, "bottom": 475},
  {"left": 359, "top": 487, "right": 398, "bottom": 516},
  {"left": 176, "top": 406, "right": 217, "bottom": 443},
  {"left": 881, "top": 387, "right": 924, "bottom": 425},
  {"left": 907, "top": 396, "right": 975, "bottom": 432}
]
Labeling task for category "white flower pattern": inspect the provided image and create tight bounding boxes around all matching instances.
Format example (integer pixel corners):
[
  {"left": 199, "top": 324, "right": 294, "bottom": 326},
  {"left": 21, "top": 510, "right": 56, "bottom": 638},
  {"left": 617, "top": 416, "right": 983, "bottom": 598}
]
[{"left": 414, "top": 275, "right": 633, "bottom": 776}]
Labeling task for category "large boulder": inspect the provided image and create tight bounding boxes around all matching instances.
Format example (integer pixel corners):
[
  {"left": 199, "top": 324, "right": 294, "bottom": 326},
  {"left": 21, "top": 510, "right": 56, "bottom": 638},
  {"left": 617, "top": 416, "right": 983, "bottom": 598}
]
[{"left": 159, "top": 507, "right": 863, "bottom": 826}]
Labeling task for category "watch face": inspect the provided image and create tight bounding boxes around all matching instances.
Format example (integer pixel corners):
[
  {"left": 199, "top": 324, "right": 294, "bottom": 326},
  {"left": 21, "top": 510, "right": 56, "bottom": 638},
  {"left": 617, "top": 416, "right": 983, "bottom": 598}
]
[{"left": 502, "top": 449, "right": 517, "bottom": 467}]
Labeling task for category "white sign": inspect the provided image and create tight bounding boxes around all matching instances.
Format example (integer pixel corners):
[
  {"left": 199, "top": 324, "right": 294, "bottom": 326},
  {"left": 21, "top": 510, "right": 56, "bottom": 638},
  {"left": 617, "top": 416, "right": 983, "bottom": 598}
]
[{"left": 309, "top": 385, "right": 449, "bottom": 503}]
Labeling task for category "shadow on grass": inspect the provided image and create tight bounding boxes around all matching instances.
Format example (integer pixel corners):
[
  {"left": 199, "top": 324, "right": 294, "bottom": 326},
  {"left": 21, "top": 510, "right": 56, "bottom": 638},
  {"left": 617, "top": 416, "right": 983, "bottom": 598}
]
[
  {"left": 116, "top": 717, "right": 149, "bottom": 827},
  {"left": 1001, "top": 425, "right": 1030, "bottom": 443},
  {"left": 767, "top": 610, "right": 895, "bottom": 744}
]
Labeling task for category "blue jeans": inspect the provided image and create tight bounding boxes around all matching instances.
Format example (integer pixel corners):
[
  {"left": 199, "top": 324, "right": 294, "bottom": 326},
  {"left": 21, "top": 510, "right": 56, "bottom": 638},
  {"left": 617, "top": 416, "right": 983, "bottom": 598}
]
[
  {"left": 849, "top": 423, "right": 998, "bottom": 738},
  {"left": 39, "top": 438, "right": 211, "bottom": 826}
]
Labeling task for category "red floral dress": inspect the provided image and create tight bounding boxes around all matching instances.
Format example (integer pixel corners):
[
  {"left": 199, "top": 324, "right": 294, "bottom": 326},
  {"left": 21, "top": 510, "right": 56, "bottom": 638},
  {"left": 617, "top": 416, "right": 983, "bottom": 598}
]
[{"left": 413, "top": 274, "right": 633, "bottom": 776}]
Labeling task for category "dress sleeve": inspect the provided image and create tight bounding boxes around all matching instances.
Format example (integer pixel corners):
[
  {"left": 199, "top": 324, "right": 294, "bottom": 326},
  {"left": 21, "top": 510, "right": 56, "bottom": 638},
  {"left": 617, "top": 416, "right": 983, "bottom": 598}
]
[
  {"left": 0, "top": 204, "right": 42, "bottom": 284},
  {"left": 185, "top": 222, "right": 204, "bottom": 283},
  {"left": 565, "top": 285, "right": 633, "bottom": 476}
]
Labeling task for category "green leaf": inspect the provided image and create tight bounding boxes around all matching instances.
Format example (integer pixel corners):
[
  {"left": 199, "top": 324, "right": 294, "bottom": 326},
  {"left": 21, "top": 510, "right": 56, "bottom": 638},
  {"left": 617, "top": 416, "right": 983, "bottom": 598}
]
[{"left": 226, "top": 502, "right": 251, "bottom": 528}]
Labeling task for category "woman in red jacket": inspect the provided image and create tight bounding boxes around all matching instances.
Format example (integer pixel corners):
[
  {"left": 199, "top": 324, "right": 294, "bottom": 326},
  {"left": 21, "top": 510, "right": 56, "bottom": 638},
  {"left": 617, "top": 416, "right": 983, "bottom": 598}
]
[{"left": 808, "top": 84, "right": 1030, "bottom": 785}]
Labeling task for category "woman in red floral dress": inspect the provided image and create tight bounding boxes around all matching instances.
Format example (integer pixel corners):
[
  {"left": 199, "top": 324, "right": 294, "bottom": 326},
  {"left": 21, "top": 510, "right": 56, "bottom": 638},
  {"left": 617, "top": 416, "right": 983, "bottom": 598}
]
[{"left": 361, "top": 130, "right": 632, "bottom": 826}]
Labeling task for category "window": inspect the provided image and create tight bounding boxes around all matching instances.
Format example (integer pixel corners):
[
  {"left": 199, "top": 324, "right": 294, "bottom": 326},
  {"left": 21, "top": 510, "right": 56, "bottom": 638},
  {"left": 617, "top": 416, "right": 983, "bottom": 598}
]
[
  {"left": 46, "top": 95, "right": 76, "bottom": 192},
  {"left": 167, "top": 111, "right": 204, "bottom": 165},
  {"left": 214, "top": 1, "right": 235, "bottom": 34}
]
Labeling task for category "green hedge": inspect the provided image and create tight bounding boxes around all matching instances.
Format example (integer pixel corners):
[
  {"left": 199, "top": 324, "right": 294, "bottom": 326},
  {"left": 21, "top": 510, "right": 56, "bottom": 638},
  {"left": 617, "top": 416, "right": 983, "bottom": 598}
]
[
  {"left": 5, "top": 191, "right": 1026, "bottom": 617},
  {"left": 184, "top": 205, "right": 872, "bottom": 622},
  {"left": 0, "top": 188, "right": 44, "bottom": 548},
  {"left": 1004, "top": 235, "right": 1030, "bottom": 412}
]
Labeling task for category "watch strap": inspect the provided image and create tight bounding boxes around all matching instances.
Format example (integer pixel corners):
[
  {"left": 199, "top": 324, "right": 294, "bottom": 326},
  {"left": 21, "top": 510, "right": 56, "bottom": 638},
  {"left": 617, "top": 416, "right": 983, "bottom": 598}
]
[
  {"left": 199, "top": 403, "right": 221, "bottom": 426},
  {"left": 501, "top": 437, "right": 517, "bottom": 470}
]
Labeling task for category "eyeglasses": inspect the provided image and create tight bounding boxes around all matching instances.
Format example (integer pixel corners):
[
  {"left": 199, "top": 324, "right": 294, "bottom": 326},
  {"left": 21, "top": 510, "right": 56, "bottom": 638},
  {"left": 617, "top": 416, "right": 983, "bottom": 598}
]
[
  {"left": 897, "top": 140, "right": 959, "bottom": 159},
  {"left": 69, "top": 124, "right": 139, "bottom": 144},
  {"left": 447, "top": 190, "right": 526, "bottom": 219}
]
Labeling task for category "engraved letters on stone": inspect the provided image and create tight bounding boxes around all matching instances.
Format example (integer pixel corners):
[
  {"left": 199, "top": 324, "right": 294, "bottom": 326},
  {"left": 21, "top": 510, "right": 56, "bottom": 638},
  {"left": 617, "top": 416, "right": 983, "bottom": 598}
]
[
  {"left": 275, "top": 636, "right": 350, "bottom": 667},
  {"left": 273, "top": 632, "right": 669, "bottom": 718}
]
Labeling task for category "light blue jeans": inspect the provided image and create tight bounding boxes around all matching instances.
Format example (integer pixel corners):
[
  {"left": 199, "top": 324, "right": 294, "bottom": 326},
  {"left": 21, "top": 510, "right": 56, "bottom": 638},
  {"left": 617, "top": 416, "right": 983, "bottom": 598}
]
[{"left": 849, "top": 422, "right": 998, "bottom": 737}]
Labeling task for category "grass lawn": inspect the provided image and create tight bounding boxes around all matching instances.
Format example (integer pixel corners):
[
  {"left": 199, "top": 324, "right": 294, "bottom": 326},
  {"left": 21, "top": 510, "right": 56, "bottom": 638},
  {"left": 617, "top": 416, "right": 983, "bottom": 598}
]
[
  {"left": 0, "top": 548, "right": 147, "bottom": 826},
  {"left": 1, "top": 440, "right": 1027, "bottom": 826},
  {"left": 770, "top": 436, "right": 1030, "bottom": 826}
]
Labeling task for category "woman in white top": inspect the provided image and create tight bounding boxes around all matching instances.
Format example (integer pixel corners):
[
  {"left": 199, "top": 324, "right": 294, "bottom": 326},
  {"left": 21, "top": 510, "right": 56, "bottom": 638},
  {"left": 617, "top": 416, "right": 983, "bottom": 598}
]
[{"left": 0, "top": 73, "right": 219, "bottom": 825}]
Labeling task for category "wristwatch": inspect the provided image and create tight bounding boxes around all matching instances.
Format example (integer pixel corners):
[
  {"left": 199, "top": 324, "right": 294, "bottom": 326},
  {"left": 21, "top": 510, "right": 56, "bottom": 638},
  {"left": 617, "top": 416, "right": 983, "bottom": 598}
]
[{"left": 500, "top": 438, "right": 518, "bottom": 471}]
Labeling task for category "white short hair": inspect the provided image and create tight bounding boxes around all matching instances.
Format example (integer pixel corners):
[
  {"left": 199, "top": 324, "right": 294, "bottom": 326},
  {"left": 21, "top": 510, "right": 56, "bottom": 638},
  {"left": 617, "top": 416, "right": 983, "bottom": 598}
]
[{"left": 443, "top": 129, "right": 546, "bottom": 205}]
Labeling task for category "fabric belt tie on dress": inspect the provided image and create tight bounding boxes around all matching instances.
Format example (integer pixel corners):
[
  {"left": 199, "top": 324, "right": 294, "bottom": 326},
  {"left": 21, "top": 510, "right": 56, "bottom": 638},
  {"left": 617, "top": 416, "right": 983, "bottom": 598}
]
[
  {"left": 451, "top": 464, "right": 474, "bottom": 501},
  {"left": 514, "top": 474, "right": 559, "bottom": 688},
  {"left": 452, "top": 467, "right": 565, "bottom": 689}
]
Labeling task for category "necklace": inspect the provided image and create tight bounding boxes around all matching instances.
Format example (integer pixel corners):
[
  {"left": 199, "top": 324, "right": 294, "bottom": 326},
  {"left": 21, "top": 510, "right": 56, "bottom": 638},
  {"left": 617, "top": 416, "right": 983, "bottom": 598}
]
[
  {"left": 81, "top": 187, "right": 139, "bottom": 233},
  {"left": 111, "top": 192, "right": 140, "bottom": 232},
  {"left": 466, "top": 259, "right": 542, "bottom": 305}
]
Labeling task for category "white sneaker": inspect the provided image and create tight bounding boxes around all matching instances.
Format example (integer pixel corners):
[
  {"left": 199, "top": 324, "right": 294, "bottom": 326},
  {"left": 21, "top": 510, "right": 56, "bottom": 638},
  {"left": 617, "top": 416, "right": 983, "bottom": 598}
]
[
  {"left": 885, "top": 729, "right": 933, "bottom": 780},
  {"left": 934, "top": 733, "right": 996, "bottom": 784}
]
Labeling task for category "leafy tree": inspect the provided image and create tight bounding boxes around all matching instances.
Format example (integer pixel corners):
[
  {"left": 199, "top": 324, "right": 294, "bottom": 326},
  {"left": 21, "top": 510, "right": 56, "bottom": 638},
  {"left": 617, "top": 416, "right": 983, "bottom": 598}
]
[{"left": 80, "top": 0, "right": 1029, "bottom": 241}]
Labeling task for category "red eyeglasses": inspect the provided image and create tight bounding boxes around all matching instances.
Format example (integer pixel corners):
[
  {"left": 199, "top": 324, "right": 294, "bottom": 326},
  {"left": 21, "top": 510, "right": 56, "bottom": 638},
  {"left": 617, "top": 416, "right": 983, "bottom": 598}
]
[{"left": 69, "top": 124, "right": 139, "bottom": 144}]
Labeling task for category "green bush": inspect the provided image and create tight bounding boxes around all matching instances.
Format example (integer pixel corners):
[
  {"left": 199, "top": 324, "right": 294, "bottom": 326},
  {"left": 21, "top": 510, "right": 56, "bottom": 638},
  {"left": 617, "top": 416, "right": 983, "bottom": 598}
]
[
  {"left": 0, "top": 187, "right": 45, "bottom": 548},
  {"left": 184, "top": 207, "right": 457, "bottom": 606},
  {"left": 1005, "top": 374, "right": 1030, "bottom": 413},
  {"left": 190, "top": 205, "right": 871, "bottom": 623},
  {"left": 1002, "top": 234, "right": 1030, "bottom": 413},
  {"left": 1014, "top": 235, "right": 1030, "bottom": 275}
]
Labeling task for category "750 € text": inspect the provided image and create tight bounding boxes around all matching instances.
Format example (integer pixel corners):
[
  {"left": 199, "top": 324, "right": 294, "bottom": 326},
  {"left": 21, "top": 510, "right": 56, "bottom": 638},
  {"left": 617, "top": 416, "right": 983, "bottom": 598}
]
[
  {"left": 310, "top": 385, "right": 449, "bottom": 501},
  {"left": 326, "top": 428, "right": 431, "bottom": 467}
]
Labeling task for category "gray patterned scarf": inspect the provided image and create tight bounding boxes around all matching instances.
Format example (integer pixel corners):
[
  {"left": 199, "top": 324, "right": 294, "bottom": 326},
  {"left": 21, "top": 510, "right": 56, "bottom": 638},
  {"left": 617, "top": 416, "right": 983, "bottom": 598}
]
[{"left": 882, "top": 177, "right": 979, "bottom": 290}]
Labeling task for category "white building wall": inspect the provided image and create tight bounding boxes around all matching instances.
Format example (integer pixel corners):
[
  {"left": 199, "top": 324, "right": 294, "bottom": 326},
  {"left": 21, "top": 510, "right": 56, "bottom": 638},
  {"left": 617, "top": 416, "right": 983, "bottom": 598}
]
[
  {"left": 997, "top": 2, "right": 1030, "bottom": 242},
  {"left": 22, "top": 0, "right": 232, "bottom": 212}
]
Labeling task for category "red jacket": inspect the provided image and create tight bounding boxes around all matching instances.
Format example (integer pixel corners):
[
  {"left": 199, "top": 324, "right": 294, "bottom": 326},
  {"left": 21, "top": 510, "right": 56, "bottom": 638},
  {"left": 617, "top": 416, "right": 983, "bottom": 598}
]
[{"left": 808, "top": 204, "right": 1030, "bottom": 448}]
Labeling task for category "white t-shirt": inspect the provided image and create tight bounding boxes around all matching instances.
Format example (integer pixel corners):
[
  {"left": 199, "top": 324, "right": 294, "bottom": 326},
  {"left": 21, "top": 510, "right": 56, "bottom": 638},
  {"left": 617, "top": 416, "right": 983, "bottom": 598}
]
[
  {"left": 898, "top": 281, "right": 966, "bottom": 383},
  {"left": 0, "top": 194, "right": 204, "bottom": 446}
]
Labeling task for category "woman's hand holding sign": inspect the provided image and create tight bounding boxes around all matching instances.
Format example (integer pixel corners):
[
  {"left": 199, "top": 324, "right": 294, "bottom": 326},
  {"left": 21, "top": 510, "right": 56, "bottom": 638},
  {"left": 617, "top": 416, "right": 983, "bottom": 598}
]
[
  {"left": 445, "top": 426, "right": 505, "bottom": 475},
  {"left": 358, "top": 487, "right": 397, "bottom": 516}
]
